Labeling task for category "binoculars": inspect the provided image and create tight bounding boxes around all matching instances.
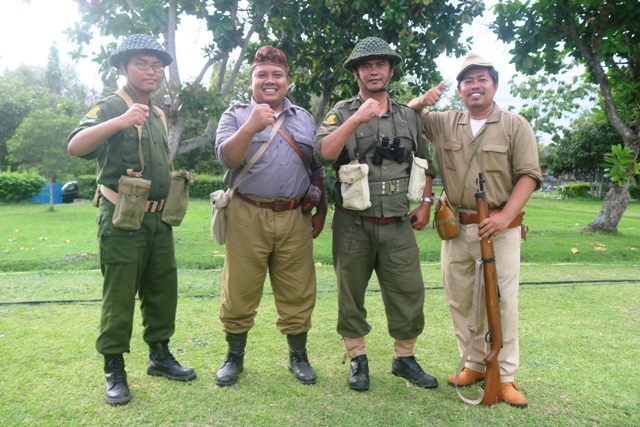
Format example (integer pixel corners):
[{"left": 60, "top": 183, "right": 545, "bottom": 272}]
[{"left": 372, "top": 136, "right": 406, "bottom": 165}]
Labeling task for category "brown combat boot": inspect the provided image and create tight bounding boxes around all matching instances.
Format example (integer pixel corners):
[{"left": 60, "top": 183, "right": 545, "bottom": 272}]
[
  {"left": 501, "top": 382, "right": 528, "bottom": 408},
  {"left": 447, "top": 366, "right": 485, "bottom": 386}
]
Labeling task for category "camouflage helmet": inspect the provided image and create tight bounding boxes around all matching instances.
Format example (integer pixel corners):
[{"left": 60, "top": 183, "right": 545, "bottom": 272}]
[
  {"left": 343, "top": 37, "right": 403, "bottom": 71},
  {"left": 108, "top": 34, "right": 173, "bottom": 68}
]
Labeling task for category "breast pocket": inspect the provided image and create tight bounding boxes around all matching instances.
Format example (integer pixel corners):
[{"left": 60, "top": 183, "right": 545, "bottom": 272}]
[
  {"left": 481, "top": 144, "right": 509, "bottom": 173},
  {"left": 444, "top": 141, "right": 463, "bottom": 170},
  {"left": 121, "top": 128, "right": 140, "bottom": 163}
]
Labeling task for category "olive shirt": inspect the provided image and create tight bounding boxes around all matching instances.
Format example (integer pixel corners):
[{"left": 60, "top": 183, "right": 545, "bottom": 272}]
[
  {"left": 420, "top": 103, "right": 542, "bottom": 210},
  {"left": 314, "top": 96, "right": 435, "bottom": 217},
  {"left": 68, "top": 85, "right": 171, "bottom": 201}
]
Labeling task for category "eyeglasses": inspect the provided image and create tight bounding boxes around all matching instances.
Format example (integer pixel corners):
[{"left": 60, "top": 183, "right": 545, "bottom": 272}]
[{"left": 128, "top": 61, "right": 164, "bottom": 72}]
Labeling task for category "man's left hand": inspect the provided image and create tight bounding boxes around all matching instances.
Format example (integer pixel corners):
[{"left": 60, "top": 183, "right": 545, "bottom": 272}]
[
  {"left": 478, "top": 211, "right": 510, "bottom": 243},
  {"left": 409, "top": 203, "right": 431, "bottom": 230},
  {"left": 311, "top": 212, "right": 326, "bottom": 238}
]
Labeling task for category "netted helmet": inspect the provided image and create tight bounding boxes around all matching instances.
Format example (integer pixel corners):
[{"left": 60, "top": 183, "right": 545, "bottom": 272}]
[
  {"left": 343, "top": 37, "right": 403, "bottom": 71},
  {"left": 108, "top": 34, "right": 173, "bottom": 68}
]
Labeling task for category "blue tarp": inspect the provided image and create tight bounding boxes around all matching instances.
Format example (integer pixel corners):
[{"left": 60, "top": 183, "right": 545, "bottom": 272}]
[{"left": 32, "top": 183, "right": 63, "bottom": 204}]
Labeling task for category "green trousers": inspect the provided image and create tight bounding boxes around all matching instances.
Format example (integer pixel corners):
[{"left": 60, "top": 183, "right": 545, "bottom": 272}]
[
  {"left": 332, "top": 209, "right": 425, "bottom": 340},
  {"left": 95, "top": 199, "right": 178, "bottom": 354}
]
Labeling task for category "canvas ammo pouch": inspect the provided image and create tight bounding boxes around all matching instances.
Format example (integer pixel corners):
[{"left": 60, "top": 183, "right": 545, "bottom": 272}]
[
  {"left": 434, "top": 195, "right": 460, "bottom": 240},
  {"left": 210, "top": 189, "right": 231, "bottom": 245},
  {"left": 112, "top": 176, "right": 151, "bottom": 230},
  {"left": 339, "top": 160, "right": 371, "bottom": 211},
  {"left": 161, "top": 170, "right": 193, "bottom": 227},
  {"left": 407, "top": 156, "right": 430, "bottom": 202}
]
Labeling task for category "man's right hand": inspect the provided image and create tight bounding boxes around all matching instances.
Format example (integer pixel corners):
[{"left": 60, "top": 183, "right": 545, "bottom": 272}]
[
  {"left": 408, "top": 82, "right": 445, "bottom": 112},
  {"left": 120, "top": 103, "right": 150, "bottom": 128},
  {"left": 352, "top": 98, "right": 380, "bottom": 124},
  {"left": 246, "top": 103, "right": 276, "bottom": 134}
]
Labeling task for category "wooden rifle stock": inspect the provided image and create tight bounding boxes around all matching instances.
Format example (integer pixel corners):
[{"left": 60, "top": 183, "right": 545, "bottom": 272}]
[{"left": 475, "top": 173, "right": 504, "bottom": 406}]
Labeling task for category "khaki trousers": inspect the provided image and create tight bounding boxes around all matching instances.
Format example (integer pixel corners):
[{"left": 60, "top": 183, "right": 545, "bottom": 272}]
[
  {"left": 441, "top": 224, "right": 521, "bottom": 382},
  {"left": 220, "top": 196, "right": 316, "bottom": 335}
]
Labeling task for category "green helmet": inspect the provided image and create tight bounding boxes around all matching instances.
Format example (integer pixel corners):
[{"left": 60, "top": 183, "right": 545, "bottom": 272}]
[
  {"left": 343, "top": 37, "right": 402, "bottom": 71},
  {"left": 108, "top": 34, "right": 173, "bottom": 68}
]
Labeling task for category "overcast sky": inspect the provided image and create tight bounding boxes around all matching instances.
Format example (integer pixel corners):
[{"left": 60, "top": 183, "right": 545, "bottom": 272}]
[{"left": 1, "top": 0, "right": 583, "bottom": 142}]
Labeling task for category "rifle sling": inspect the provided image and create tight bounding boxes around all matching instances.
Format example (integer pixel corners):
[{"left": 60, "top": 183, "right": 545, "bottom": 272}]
[{"left": 453, "top": 259, "right": 486, "bottom": 405}]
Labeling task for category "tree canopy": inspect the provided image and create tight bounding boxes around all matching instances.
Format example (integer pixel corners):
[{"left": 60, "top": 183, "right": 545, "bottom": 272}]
[{"left": 492, "top": 0, "right": 640, "bottom": 232}]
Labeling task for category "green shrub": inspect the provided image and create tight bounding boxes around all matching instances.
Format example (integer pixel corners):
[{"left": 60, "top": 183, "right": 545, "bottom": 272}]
[
  {"left": 0, "top": 172, "right": 46, "bottom": 203},
  {"left": 189, "top": 174, "right": 226, "bottom": 199},
  {"left": 77, "top": 175, "right": 97, "bottom": 200},
  {"left": 558, "top": 183, "right": 591, "bottom": 198},
  {"left": 629, "top": 185, "right": 640, "bottom": 201}
]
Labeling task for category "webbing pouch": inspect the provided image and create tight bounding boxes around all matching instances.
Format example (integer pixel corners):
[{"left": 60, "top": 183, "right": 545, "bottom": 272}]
[
  {"left": 162, "top": 170, "right": 193, "bottom": 226},
  {"left": 112, "top": 176, "right": 151, "bottom": 230}
]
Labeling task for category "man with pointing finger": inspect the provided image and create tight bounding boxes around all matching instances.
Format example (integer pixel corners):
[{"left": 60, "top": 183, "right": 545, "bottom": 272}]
[
  {"left": 68, "top": 34, "right": 196, "bottom": 406},
  {"left": 214, "top": 46, "right": 328, "bottom": 387},
  {"left": 314, "top": 38, "right": 436, "bottom": 392}
]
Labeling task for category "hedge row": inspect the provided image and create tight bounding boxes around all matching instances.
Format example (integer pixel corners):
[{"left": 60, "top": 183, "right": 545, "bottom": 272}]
[
  {"left": 558, "top": 183, "right": 591, "bottom": 198},
  {"left": 0, "top": 172, "right": 46, "bottom": 203},
  {"left": 189, "top": 174, "right": 226, "bottom": 199},
  {"left": 629, "top": 185, "right": 640, "bottom": 201}
]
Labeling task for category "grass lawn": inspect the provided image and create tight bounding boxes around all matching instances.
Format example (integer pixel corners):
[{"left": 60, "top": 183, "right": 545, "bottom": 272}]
[{"left": 0, "top": 194, "right": 639, "bottom": 426}]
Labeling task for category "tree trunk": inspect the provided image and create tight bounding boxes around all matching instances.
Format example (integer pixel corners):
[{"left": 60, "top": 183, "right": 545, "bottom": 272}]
[
  {"left": 582, "top": 182, "right": 629, "bottom": 233},
  {"left": 47, "top": 177, "right": 55, "bottom": 212}
]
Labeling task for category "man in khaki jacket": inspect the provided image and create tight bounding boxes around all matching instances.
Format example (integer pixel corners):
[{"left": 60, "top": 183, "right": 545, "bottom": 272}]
[{"left": 409, "top": 51, "right": 542, "bottom": 408}]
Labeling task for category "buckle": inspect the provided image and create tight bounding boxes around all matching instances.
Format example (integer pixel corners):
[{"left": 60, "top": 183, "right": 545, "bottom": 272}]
[{"left": 389, "top": 180, "right": 396, "bottom": 195}]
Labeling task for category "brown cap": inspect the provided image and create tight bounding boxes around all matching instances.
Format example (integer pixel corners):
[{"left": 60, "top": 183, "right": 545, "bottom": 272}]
[
  {"left": 251, "top": 46, "right": 288, "bottom": 72},
  {"left": 456, "top": 51, "right": 493, "bottom": 81}
]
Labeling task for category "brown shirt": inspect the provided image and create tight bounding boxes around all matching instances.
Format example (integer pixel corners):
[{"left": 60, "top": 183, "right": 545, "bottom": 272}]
[{"left": 421, "top": 103, "right": 542, "bottom": 211}]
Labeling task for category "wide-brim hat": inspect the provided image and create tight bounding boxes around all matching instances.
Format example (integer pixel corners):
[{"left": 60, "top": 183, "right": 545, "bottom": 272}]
[
  {"left": 108, "top": 34, "right": 173, "bottom": 68},
  {"left": 250, "top": 46, "right": 289, "bottom": 73},
  {"left": 456, "top": 51, "right": 493, "bottom": 81},
  {"left": 343, "top": 37, "right": 403, "bottom": 71}
]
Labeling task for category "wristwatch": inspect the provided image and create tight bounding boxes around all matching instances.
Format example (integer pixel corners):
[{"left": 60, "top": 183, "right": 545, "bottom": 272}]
[{"left": 420, "top": 197, "right": 433, "bottom": 204}]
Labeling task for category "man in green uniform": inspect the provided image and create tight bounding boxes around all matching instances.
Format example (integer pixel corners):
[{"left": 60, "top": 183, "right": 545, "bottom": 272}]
[
  {"left": 314, "top": 38, "right": 437, "bottom": 391},
  {"left": 408, "top": 51, "right": 542, "bottom": 408},
  {"left": 68, "top": 34, "right": 196, "bottom": 406}
]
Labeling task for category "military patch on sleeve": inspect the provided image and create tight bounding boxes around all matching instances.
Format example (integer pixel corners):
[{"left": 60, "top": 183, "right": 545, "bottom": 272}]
[
  {"left": 85, "top": 106, "right": 100, "bottom": 119},
  {"left": 323, "top": 114, "right": 337, "bottom": 125},
  {"left": 78, "top": 106, "right": 100, "bottom": 125}
]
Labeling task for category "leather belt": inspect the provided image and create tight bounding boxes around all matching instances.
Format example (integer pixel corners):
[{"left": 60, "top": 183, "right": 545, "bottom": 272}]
[
  {"left": 235, "top": 191, "right": 302, "bottom": 212},
  {"left": 368, "top": 178, "right": 409, "bottom": 196},
  {"left": 99, "top": 184, "right": 165, "bottom": 212},
  {"left": 335, "top": 204, "right": 402, "bottom": 225},
  {"left": 459, "top": 210, "right": 525, "bottom": 228}
]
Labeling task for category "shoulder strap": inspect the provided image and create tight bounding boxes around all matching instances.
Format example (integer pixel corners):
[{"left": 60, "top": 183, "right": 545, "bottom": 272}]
[
  {"left": 277, "top": 128, "right": 312, "bottom": 178},
  {"left": 231, "top": 111, "right": 287, "bottom": 189},
  {"left": 337, "top": 102, "right": 359, "bottom": 161},
  {"left": 455, "top": 130, "right": 487, "bottom": 209},
  {"left": 114, "top": 89, "right": 145, "bottom": 178}
]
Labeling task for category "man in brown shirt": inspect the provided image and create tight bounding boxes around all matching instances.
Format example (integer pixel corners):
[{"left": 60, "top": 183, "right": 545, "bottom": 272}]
[{"left": 409, "top": 51, "right": 542, "bottom": 408}]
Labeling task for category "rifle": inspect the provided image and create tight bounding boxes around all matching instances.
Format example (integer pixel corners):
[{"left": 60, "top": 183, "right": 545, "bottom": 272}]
[{"left": 475, "top": 172, "right": 503, "bottom": 406}]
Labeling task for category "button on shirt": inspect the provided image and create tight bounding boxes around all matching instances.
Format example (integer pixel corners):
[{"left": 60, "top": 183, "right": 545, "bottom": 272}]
[{"left": 216, "top": 98, "right": 324, "bottom": 200}]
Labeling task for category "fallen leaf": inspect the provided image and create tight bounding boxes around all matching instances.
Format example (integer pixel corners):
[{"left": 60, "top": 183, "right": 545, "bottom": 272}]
[
  {"left": 574, "top": 223, "right": 580, "bottom": 226},
  {"left": 553, "top": 242, "right": 563, "bottom": 245},
  {"left": 9, "top": 238, "right": 16, "bottom": 242},
  {"left": 571, "top": 248, "right": 580, "bottom": 254},
  {"left": 14, "top": 229, "right": 20, "bottom": 232},
  {"left": 591, "top": 242, "right": 606, "bottom": 247},
  {"left": 19, "top": 247, "right": 25, "bottom": 251},
  {"left": 594, "top": 247, "right": 607, "bottom": 251},
  {"left": 630, "top": 248, "right": 637, "bottom": 251},
  {"left": 315, "top": 262, "right": 322, "bottom": 267},
  {"left": 39, "top": 237, "right": 48, "bottom": 241},
  {"left": 64, "top": 240, "right": 71, "bottom": 243},
  {"left": 3, "top": 250, "right": 9, "bottom": 253}
]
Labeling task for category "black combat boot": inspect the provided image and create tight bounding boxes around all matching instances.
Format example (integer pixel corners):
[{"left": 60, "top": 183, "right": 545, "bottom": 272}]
[
  {"left": 216, "top": 332, "right": 247, "bottom": 386},
  {"left": 287, "top": 332, "right": 317, "bottom": 385},
  {"left": 104, "top": 354, "right": 131, "bottom": 406},
  {"left": 391, "top": 356, "right": 438, "bottom": 388},
  {"left": 348, "top": 354, "right": 370, "bottom": 391},
  {"left": 147, "top": 340, "right": 197, "bottom": 381}
]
